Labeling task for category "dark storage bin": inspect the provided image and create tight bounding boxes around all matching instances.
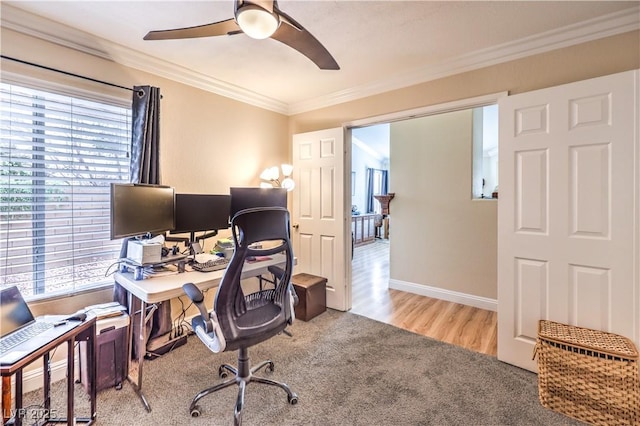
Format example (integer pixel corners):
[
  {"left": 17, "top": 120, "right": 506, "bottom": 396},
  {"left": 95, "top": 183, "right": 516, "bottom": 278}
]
[
  {"left": 291, "top": 273, "right": 327, "bottom": 321},
  {"left": 79, "top": 314, "right": 129, "bottom": 392}
]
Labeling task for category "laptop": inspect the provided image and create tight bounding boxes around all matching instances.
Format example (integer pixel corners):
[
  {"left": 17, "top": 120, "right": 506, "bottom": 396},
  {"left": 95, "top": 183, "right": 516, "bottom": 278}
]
[{"left": 0, "top": 286, "right": 60, "bottom": 365}]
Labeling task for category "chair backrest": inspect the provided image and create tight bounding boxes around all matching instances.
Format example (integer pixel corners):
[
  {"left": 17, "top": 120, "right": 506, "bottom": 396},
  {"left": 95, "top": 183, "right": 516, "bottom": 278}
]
[{"left": 214, "top": 207, "right": 294, "bottom": 351}]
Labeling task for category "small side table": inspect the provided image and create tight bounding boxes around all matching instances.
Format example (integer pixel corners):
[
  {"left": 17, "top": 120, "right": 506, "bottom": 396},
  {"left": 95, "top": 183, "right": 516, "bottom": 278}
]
[{"left": 291, "top": 273, "right": 327, "bottom": 321}]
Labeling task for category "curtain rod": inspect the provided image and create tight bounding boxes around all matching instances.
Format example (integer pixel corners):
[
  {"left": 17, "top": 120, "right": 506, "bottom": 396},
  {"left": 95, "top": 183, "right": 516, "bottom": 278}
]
[{"left": 1, "top": 55, "right": 134, "bottom": 92}]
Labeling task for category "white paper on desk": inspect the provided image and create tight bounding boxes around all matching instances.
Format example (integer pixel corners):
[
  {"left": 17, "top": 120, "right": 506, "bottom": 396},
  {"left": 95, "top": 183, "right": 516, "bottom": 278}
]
[
  {"left": 194, "top": 253, "right": 219, "bottom": 263},
  {"left": 147, "top": 234, "right": 165, "bottom": 244}
]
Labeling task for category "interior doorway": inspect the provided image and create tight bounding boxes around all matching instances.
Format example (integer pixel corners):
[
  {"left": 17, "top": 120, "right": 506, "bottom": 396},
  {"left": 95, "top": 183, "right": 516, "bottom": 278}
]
[
  {"left": 350, "top": 124, "right": 391, "bottom": 306},
  {"left": 346, "top": 93, "right": 504, "bottom": 311}
]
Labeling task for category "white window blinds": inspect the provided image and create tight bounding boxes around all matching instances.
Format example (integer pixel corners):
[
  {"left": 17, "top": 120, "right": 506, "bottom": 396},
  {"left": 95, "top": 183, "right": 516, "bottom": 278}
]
[{"left": 1, "top": 82, "right": 131, "bottom": 298}]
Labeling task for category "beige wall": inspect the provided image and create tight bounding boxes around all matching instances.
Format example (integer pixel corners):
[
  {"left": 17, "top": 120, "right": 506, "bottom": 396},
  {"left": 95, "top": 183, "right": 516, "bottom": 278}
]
[
  {"left": 3, "top": 27, "right": 639, "bottom": 311},
  {"left": 391, "top": 110, "right": 497, "bottom": 299},
  {"left": 289, "top": 30, "right": 639, "bottom": 302},
  {"left": 2, "top": 28, "right": 290, "bottom": 318},
  {"left": 289, "top": 31, "right": 639, "bottom": 134}
]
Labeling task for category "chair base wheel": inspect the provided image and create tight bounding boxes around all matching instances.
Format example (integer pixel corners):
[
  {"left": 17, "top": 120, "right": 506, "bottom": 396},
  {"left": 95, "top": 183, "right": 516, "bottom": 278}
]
[
  {"left": 190, "top": 405, "right": 201, "bottom": 417},
  {"left": 288, "top": 394, "right": 298, "bottom": 405}
]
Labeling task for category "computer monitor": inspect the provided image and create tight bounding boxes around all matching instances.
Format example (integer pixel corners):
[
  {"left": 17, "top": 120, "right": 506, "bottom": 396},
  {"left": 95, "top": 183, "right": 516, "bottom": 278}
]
[
  {"left": 229, "top": 187, "right": 288, "bottom": 219},
  {"left": 170, "top": 194, "right": 231, "bottom": 243},
  {"left": 110, "top": 183, "right": 175, "bottom": 240}
]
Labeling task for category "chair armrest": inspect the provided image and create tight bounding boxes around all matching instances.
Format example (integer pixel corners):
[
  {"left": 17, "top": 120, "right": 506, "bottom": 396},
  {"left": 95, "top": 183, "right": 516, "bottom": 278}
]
[
  {"left": 194, "top": 322, "right": 225, "bottom": 353},
  {"left": 182, "top": 282, "right": 226, "bottom": 353},
  {"left": 182, "top": 283, "right": 212, "bottom": 332}
]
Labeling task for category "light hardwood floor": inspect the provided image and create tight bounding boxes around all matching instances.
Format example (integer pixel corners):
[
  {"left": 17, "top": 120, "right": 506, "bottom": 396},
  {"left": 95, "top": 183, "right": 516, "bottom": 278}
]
[{"left": 350, "top": 240, "right": 498, "bottom": 356}]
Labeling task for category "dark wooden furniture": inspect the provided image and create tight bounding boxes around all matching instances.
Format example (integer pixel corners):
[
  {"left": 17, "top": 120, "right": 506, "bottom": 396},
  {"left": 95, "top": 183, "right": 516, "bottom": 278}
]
[
  {"left": 1, "top": 316, "right": 97, "bottom": 426},
  {"left": 292, "top": 273, "right": 327, "bottom": 321}
]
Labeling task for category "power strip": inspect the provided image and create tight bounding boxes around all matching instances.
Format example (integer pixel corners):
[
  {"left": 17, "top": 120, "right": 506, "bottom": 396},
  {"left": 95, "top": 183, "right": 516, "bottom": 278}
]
[{"left": 144, "top": 333, "right": 187, "bottom": 360}]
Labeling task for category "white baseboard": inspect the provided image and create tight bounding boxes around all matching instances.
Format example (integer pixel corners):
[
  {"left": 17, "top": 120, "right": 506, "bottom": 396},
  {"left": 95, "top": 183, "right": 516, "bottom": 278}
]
[
  {"left": 8, "top": 358, "right": 76, "bottom": 401},
  {"left": 388, "top": 279, "right": 497, "bottom": 312}
]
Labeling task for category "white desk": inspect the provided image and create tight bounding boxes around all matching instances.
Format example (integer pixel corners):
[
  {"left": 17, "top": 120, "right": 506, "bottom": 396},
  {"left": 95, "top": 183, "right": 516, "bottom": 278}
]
[{"left": 114, "top": 254, "right": 288, "bottom": 412}]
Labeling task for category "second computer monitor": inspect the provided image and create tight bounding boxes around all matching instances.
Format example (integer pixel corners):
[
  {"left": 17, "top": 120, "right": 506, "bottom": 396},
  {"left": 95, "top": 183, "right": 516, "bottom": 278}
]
[
  {"left": 229, "top": 187, "right": 287, "bottom": 219},
  {"left": 172, "top": 194, "right": 231, "bottom": 236}
]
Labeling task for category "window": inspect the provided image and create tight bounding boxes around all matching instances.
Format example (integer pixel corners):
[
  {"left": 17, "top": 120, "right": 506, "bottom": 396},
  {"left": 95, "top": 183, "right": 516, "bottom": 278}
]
[
  {"left": 1, "top": 82, "right": 131, "bottom": 299},
  {"left": 366, "top": 168, "right": 388, "bottom": 214},
  {"left": 472, "top": 104, "right": 499, "bottom": 199},
  {"left": 370, "top": 169, "right": 385, "bottom": 213}
]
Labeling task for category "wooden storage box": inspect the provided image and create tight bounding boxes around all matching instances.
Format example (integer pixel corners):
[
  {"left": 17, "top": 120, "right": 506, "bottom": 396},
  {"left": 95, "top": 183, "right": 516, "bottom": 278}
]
[
  {"left": 535, "top": 320, "right": 640, "bottom": 425},
  {"left": 291, "top": 273, "right": 327, "bottom": 321}
]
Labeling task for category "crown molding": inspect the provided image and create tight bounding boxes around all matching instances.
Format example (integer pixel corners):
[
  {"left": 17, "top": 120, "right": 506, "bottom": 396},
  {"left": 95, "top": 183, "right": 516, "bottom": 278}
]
[
  {"left": 288, "top": 6, "right": 640, "bottom": 115},
  {"left": 3, "top": 4, "right": 638, "bottom": 116},
  {"left": 1, "top": 4, "right": 289, "bottom": 114}
]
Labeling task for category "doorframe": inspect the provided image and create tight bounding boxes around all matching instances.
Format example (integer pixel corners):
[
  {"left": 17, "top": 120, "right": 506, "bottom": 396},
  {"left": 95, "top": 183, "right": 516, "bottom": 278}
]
[{"left": 343, "top": 91, "right": 508, "bottom": 310}]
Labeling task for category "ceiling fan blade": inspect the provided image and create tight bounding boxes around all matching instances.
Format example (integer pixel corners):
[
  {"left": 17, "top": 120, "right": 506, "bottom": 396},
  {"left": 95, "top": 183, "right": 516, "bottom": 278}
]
[
  {"left": 270, "top": 21, "right": 339, "bottom": 70},
  {"left": 144, "top": 18, "right": 241, "bottom": 40}
]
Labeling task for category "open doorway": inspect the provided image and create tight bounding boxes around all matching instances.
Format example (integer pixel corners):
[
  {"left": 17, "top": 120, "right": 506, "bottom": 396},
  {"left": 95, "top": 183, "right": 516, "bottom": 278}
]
[
  {"left": 346, "top": 95, "right": 500, "bottom": 342},
  {"left": 351, "top": 124, "right": 390, "bottom": 243},
  {"left": 350, "top": 125, "right": 391, "bottom": 314}
]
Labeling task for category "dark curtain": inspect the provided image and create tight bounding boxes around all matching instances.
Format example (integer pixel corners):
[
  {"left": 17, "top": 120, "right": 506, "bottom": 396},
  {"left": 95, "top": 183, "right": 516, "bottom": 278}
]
[
  {"left": 366, "top": 168, "right": 389, "bottom": 213},
  {"left": 114, "top": 85, "right": 171, "bottom": 359},
  {"left": 129, "top": 86, "right": 161, "bottom": 184},
  {"left": 381, "top": 170, "right": 389, "bottom": 196},
  {"left": 366, "top": 168, "right": 374, "bottom": 213}
]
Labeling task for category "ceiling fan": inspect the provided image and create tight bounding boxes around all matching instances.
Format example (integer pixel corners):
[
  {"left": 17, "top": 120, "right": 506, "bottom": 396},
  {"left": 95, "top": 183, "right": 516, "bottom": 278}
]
[{"left": 143, "top": 0, "right": 340, "bottom": 70}]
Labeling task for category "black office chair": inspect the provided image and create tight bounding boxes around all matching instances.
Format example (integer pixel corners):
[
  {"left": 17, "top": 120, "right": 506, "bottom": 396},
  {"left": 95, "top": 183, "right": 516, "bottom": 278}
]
[{"left": 182, "top": 207, "right": 298, "bottom": 425}]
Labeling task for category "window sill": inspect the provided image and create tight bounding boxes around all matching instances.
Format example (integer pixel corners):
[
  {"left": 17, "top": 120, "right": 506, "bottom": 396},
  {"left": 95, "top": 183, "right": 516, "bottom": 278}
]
[{"left": 472, "top": 197, "right": 498, "bottom": 201}]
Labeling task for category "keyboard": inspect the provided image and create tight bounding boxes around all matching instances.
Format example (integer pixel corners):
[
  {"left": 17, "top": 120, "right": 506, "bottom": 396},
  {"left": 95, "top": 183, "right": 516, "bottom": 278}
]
[
  {"left": 0, "top": 321, "right": 54, "bottom": 353},
  {"left": 192, "top": 257, "right": 230, "bottom": 272}
]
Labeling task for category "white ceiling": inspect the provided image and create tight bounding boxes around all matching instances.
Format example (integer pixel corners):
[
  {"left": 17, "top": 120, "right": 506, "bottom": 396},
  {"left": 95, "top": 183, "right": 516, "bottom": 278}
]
[
  {"left": 2, "top": 1, "right": 639, "bottom": 115},
  {"left": 353, "top": 124, "right": 390, "bottom": 160}
]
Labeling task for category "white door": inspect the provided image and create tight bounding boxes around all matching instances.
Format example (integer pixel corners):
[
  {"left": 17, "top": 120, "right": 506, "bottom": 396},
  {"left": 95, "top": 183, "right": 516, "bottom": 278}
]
[
  {"left": 292, "top": 127, "right": 350, "bottom": 311},
  {"left": 498, "top": 70, "right": 639, "bottom": 372}
]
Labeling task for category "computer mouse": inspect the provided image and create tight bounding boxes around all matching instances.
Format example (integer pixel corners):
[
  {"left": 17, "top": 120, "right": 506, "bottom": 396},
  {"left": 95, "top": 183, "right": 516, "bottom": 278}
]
[{"left": 67, "top": 311, "right": 87, "bottom": 322}]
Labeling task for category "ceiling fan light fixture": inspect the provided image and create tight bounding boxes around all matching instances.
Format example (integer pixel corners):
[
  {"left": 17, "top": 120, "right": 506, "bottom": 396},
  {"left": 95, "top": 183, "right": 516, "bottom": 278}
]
[{"left": 236, "top": 5, "right": 279, "bottom": 39}]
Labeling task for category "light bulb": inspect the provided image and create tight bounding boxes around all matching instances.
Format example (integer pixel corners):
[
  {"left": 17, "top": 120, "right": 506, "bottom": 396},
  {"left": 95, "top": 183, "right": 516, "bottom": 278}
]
[
  {"left": 268, "top": 166, "right": 279, "bottom": 181},
  {"left": 259, "top": 168, "right": 273, "bottom": 181},
  {"left": 236, "top": 6, "right": 279, "bottom": 40},
  {"left": 281, "top": 164, "right": 293, "bottom": 177},
  {"left": 281, "top": 177, "right": 295, "bottom": 192}
]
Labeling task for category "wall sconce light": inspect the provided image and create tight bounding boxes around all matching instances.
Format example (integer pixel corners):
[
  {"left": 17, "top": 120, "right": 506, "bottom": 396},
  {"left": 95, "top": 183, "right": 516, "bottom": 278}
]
[{"left": 260, "top": 164, "right": 295, "bottom": 191}]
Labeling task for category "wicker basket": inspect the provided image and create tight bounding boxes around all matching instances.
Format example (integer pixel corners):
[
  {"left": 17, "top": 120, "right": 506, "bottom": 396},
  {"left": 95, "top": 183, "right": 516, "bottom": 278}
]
[{"left": 534, "top": 320, "right": 640, "bottom": 425}]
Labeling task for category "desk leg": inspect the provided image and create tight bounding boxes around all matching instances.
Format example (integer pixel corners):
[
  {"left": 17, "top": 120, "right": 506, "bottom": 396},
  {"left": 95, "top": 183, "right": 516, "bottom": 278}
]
[
  {"left": 2, "top": 376, "right": 10, "bottom": 423},
  {"left": 43, "top": 353, "right": 50, "bottom": 419},
  {"left": 67, "top": 338, "right": 75, "bottom": 425},
  {"left": 126, "top": 293, "right": 151, "bottom": 412},
  {"left": 14, "top": 370, "right": 22, "bottom": 426},
  {"left": 89, "top": 323, "right": 97, "bottom": 421}
]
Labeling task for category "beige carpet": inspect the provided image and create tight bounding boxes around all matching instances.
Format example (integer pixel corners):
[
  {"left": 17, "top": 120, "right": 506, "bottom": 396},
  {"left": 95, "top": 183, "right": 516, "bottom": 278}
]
[{"left": 24, "top": 310, "right": 583, "bottom": 425}]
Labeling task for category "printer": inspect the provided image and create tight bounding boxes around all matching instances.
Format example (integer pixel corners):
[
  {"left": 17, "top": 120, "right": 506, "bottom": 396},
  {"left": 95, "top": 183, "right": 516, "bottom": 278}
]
[{"left": 126, "top": 240, "right": 162, "bottom": 265}]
